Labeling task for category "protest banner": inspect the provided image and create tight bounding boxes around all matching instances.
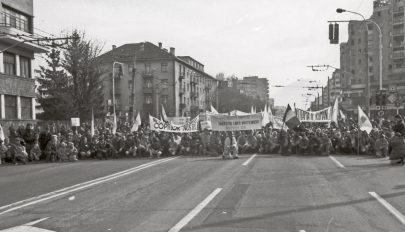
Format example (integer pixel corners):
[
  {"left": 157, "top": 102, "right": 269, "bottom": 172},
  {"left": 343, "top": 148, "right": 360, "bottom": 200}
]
[
  {"left": 295, "top": 107, "right": 332, "bottom": 122},
  {"left": 210, "top": 113, "right": 262, "bottom": 131},
  {"left": 71, "top": 118, "right": 80, "bottom": 127},
  {"left": 167, "top": 117, "right": 190, "bottom": 125},
  {"left": 149, "top": 115, "right": 199, "bottom": 133},
  {"left": 200, "top": 120, "right": 212, "bottom": 130}
]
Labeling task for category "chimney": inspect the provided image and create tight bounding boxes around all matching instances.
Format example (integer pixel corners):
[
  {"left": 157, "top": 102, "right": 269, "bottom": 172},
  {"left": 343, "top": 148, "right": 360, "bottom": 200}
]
[
  {"left": 112, "top": 45, "right": 116, "bottom": 50},
  {"left": 170, "top": 47, "right": 175, "bottom": 56},
  {"left": 158, "top": 42, "right": 162, "bottom": 48}
]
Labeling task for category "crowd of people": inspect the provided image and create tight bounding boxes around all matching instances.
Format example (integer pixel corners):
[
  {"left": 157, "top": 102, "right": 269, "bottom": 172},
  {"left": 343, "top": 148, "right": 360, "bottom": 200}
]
[{"left": 1, "top": 114, "right": 405, "bottom": 165}]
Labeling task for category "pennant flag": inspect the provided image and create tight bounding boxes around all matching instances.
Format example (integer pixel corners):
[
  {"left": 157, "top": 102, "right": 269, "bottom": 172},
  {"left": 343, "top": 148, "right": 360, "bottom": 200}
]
[
  {"left": 331, "top": 98, "right": 339, "bottom": 126},
  {"left": 162, "top": 104, "right": 168, "bottom": 121},
  {"left": 112, "top": 113, "right": 117, "bottom": 134},
  {"left": 262, "top": 104, "right": 270, "bottom": 126},
  {"left": 131, "top": 113, "right": 142, "bottom": 132},
  {"left": 251, "top": 106, "right": 254, "bottom": 114},
  {"left": 254, "top": 106, "right": 257, "bottom": 114},
  {"left": 282, "top": 104, "right": 300, "bottom": 129},
  {"left": 268, "top": 105, "right": 274, "bottom": 122},
  {"left": 358, "top": 106, "right": 372, "bottom": 134},
  {"left": 211, "top": 105, "right": 219, "bottom": 114},
  {"left": 0, "top": 124, "right": 5, "bottom": 141},
  {"left": 91, "top": 108, "right": 95, "bottom": 136},
  {"left": 339, "top": 110, "right": 346, "bottom": 121}
]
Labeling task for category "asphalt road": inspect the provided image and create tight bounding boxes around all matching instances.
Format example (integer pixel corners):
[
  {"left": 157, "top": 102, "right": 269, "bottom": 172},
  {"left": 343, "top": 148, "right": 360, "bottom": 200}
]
[{"left": 1, "top": 153, "right": 405, "bottom": 232}]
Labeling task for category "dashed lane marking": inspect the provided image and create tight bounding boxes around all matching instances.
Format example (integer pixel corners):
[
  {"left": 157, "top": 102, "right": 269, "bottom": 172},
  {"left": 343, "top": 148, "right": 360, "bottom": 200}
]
[
  {"left": 242, "top": 154, "right": 257, "bottom": 166},
  {"left": 168, "top": 188, "right": 222, "bottom": 232},
  {"left": 329, "top": 156, "right": 345, "bottom": 169},
  {"left": 369, "top": 192, "right": 405, "bottom": 225}
]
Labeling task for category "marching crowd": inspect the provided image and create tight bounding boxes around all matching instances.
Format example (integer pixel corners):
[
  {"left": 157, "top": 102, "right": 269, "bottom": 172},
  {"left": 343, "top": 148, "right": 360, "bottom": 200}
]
[{"left": 1, "top": 114, "right": 405, "bottom": 165}]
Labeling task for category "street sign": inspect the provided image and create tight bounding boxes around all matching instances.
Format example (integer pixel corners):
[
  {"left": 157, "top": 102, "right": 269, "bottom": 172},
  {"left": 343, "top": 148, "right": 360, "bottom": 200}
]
[
  {"left": 388, "top": 94, "right": 397, "bottom": 103},
  {"left": 378, "top": 110, "right": 384, "bottom": 117}
]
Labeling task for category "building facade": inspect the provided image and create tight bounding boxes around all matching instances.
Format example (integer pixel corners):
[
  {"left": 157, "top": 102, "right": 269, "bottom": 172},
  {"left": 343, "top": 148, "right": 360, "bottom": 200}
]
[
  {"left": 235, "top": 76, "right": 270, "bottom": 102},
  {"left": 95, "top": 42, "right": 218, "bottom": 120},
  {"left": 0, "top": 0, "right": 46, "bottom": 131}
]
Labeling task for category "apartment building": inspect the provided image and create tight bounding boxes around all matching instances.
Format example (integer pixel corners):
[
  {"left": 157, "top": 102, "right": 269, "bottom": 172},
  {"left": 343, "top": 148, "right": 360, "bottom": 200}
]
[
  {"left": 236, "top": 76, "right": 270, "bottom": 103},
  {"left": 0, "top": 0, "right": 46, "bottom": 130},
  {"left": 95, "top": 42, "right": 218, "bottom": 120}
]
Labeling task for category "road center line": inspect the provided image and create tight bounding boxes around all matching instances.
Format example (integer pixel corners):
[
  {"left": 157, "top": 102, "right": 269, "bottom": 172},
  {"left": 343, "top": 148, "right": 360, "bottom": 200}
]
[
  {"left": 168, "top": 188, "right": 222, "bottom": 232},
  {"left": 242, "top": 154, "right": 257, "bottom": 166},
  {"left": 369, "top": 192, "right": 405, "bottom": 225},
  {"left": 0, "top": 157, "right": 177, "bottom": 216},
  {"left": 329, "top": 156, "right": 345, "bottom": 169}
]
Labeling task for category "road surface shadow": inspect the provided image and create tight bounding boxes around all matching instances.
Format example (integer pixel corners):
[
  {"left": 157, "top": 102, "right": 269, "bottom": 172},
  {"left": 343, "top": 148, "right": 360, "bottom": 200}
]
[{"left": 184, "top": 190, "right": 405, "bottom": 231}]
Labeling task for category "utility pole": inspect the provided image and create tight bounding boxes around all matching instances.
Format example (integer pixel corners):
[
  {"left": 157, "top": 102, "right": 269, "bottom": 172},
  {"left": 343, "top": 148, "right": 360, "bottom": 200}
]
[
  {"left": 327, "top": 76, "right": 331, "bottom": 107},
  {"left": 317, "top": 92, "right": 320, "bottom": 111},
  {"left": 131, "top": 55, "right": 136, "bottom": 123}
]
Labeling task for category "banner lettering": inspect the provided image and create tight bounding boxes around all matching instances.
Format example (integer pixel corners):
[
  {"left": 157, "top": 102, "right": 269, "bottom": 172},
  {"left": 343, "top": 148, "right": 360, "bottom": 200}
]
[{"left": 210, "top": 113, "right": 262, "bottom": 131}]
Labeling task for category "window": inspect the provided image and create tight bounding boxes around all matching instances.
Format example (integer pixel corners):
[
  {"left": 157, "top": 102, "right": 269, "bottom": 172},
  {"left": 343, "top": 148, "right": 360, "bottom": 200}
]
[
  {"left": 161, "top": 95, "right": 168, "bottom": 104},
  {"left": 20, "top": 56, "right": 31, "bottom": 78},
  {"left": 3, "top": 52, "right": 15, "bottom": 75},
  {"left": 369, "top": 67, "right": 373, "bottom": 72},
  {"left": 4, "top": 95, "right": 17, "bottom": 119},
  {"left": 145, "top": 80, "right": 153, "bottom": 88},
  {"left": 358, "top": 59, "right": 362, "bottom": 64},
  {"left": 2, "top": 6, "right": 31, "bottom": 33},
  {"left": 21, "top": 97, "right": 32, "bottom": 119},
  {"left": 145, "top": 63, "right": 151, "bottom": 74},
  {"left": 358, "top": 38, "right": 362, "bottom": 44},
  {"left": 161, "top": 62, "right": 168, "bottom": 72},
  {"left": 145, "top": 95, "right": 153, "bottom": 104},
  {"left": 128, "top": 80, "right": 133, "bottom": 90}
]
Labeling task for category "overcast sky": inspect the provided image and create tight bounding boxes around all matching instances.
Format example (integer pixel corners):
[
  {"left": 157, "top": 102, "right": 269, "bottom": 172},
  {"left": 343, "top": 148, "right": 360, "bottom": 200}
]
[{"left": 34, "top": 0, "right": 373, "bottom": 108}]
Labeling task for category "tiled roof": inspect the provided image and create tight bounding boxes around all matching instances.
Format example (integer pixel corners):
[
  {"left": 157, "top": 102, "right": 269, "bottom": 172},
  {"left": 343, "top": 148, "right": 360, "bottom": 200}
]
[{"left": 95, "top": 42, "right": 175, "bottom": 65}]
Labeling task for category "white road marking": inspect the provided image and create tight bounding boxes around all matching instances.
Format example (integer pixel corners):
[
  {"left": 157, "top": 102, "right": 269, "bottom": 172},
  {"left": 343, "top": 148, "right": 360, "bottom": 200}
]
[
  {"left": 242, "top": 154, "right": 257, "bottom": 166},
  {"left": 369, "top": 192, "right": 405, "bottom": 225},
  {"left": 329, "top": 156, "right": 345, "bottom": 169},
  {"left": 299, "top": 230, "right": 306, "bottom": 232},
  {"left": 168, "top": 188, "right": 222, "bottom": 232},
  {"left": 24, "top": 217, "right": 50, "bottom": 226},
  {"left": 0, "top": 157, "right": 177, "bottom": 216},
  {"left": 0, "top": 218, "right": 53, "bottom": 232}
]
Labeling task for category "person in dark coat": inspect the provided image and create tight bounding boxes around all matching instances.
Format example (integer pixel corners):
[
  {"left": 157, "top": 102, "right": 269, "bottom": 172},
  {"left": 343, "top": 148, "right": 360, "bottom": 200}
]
[
  {"left": 388, "top": 132, "right": 405, "bottom": 165},
  {"left": 393, "top": 115, "right": 405, "bottom": 137}
]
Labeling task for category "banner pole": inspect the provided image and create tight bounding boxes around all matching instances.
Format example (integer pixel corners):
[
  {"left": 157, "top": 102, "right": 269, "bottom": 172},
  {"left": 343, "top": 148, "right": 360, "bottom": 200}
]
[{"left": 357, "top": 129, "right": 360, "bottom": 155}]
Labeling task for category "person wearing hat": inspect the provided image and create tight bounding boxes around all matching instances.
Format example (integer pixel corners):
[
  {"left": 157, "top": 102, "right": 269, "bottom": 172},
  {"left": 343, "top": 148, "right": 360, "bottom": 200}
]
[
  {"left": 388, "top": 132, "right": 405, "bottom": 165},
  {"left": 375, "top": 132, "right": 389, "bottom": 158},
  {"left": 223, "top": 131, "right": 238, "bottom": 159},
  {"left": 393, "top": 115, "right": 405, "bottom": 137}
]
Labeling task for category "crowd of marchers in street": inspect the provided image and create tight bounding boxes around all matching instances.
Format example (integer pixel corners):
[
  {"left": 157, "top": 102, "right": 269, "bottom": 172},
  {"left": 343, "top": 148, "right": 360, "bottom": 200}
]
[{"left": 1, "top": 114, "right": 405, "bottom": 165}]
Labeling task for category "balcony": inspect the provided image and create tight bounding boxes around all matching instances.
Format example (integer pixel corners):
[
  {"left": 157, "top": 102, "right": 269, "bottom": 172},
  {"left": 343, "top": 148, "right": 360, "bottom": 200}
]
[
  {"left": 142, "top": 70, "right": 154, "bottom": 78},
  {"left": 143, "top": 87, "right": 154, "bottom": 94},
  {"left": 393, "top": 30, "right": 405, "bottom": 37},
  {"left": 191, "top": 92, "right": 199, "bottom": 99},
  {"left": 393, "top": 16, "right": 404, "bottom": 25},
  {"left": 393, "top": 7, "right": 405, "bottom": 15},
  {"left": 393, "top": 51, "right": 405, "bottom": 59},
  {"left": 0, "top": 73, "right": 36, "bottom": 97},
  {"left": 179, "top": 87, "right": 185, "bottom": 95},
  {"left": 179, "top": 73, "right": 185, "bottom": 81}
]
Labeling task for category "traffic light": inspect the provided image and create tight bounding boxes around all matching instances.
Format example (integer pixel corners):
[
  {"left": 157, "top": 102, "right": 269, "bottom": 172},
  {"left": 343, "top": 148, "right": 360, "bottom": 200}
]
[
  {"left": 375, "top": 94, "right": 381, "bottom": 106},
  {"left": 329, "top": 23, "right": 339, "bottom": 44},
  {"left": 381, "top": 93, "right": 386, "bottom": 106},
  {"left": 333, "top": 23, "right": 339, "bottom": 44}
]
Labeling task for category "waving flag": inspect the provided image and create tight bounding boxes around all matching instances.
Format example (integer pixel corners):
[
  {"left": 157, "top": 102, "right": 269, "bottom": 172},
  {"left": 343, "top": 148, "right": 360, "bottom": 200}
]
[
  {"left": 162, "top": 104, "right": 168, "bottom": 121},
  {"left": 331, "top": 98, "right": 339, "bottom": 126},
  {"left": 211, "top": 105, "right": 219, "bottom": 114},
  {"left": 0, "top": 124, "right": 4, "bottom": 141},
  {"left": 131, "top": 113, "right": 142, "bottom": 132},
  {"left": 358, "top": 106, "right": 372, "bottom": 134},
  {"left": 283, "top": 104, "right": 300, "bottom": 129}
]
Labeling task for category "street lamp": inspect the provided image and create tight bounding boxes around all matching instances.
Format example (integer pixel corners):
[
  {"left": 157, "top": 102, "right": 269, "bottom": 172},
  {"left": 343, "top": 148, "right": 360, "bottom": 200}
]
[
  {"left": 336, "top": 8, "right": 383, "bottom": 92},
  {"left": 112, "top": 61, "right": 124, "bottom": 133}
]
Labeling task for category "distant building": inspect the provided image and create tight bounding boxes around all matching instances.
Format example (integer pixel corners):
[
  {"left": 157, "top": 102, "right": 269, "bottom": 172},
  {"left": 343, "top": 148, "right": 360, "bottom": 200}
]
[
  {"left": 235, "top": 76, "right": 269, "bottom": 102},
  {"left": 94, "top": 42, "right": 218, "bottom": 120},
  {"left": 0, "top": 0, "right": 46, "bottom": 130}
]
